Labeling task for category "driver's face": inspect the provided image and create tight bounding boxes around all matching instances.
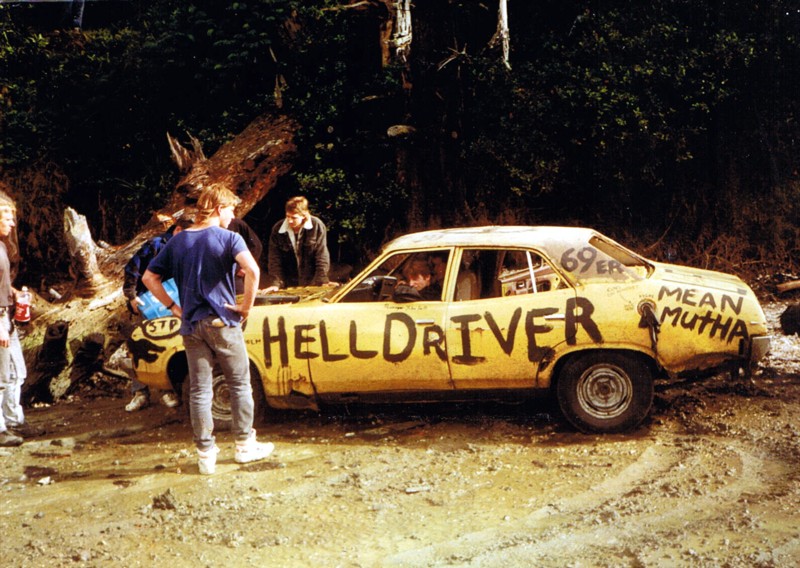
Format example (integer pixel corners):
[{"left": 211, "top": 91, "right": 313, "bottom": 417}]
[{"left": 408, "top": 272, "right": 431, "bottom": 290}]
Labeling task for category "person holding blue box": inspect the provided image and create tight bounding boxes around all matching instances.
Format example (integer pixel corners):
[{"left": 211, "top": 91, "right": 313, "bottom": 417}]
[
  {"left": 137, "top": 278, "right": 180, "bottom": 320},
  {"left": 122, "top": 211, "right": 194, "bottom": 411}
]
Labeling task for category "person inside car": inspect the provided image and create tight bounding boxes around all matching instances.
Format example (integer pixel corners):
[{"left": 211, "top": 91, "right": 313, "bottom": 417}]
[{"left": 393, "top": 258, "right": 442, "bottom": 302}]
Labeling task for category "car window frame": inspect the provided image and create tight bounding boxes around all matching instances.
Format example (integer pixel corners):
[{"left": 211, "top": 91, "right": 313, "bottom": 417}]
[
  {"left": 332, "top": 248, "right": 456, "bottom": 303},
  {"left": 453, "top": 246, "right": 573, "bottom": 301}
]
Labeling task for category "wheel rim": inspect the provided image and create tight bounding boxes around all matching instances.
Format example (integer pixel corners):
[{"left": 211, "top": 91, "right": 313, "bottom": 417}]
[
  {"left": 576, "top": 363, "right": 633, "bottom": 420},
  {"left": 210, "top": 373, "right": 232, "bottom": 422}
]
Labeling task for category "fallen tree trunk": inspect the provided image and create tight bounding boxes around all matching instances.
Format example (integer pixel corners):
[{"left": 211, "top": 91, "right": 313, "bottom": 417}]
[{"left": 21, "top": 112, "right": 299, "bottom": 399}]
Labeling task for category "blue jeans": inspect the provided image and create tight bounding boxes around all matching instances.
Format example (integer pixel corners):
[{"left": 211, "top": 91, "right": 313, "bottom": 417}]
[
  {"left": 0, "top": 316, "right": 26, "bottom": 432},
  {"left": 63, "top": 0, "right": 85, "bottom": 29},
  {"left": 182, "top": 318, "right": 253, "bottom": 451}
]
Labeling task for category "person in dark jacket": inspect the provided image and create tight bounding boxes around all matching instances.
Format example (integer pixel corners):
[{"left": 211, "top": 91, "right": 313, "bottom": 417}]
[
  {"left": 393, "top": 258, "right": 443, "bottom": 302},
  {"left": 123, "top": 229, "right": 176, "bottom": 316},
  {"left": 265, "top": 196, "right": 331, "bottom": 291},
  {"left": 122, "top": 213, "right": 195, "bottom": 412}
]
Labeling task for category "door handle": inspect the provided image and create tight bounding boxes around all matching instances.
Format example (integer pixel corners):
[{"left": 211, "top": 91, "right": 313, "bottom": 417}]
[{"left": 415, "top": 319, "right": 436, "bottom": 325}]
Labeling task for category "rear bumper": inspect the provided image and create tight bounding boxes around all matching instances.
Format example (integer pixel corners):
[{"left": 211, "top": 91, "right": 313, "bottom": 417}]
[{"left": 749, "top": 335, "right": 771, "bottom": 364}]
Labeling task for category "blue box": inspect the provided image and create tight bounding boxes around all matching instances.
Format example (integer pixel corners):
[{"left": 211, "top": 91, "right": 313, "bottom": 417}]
[{"left": 139, "top": 278, "right": 180, "bottom": 320}]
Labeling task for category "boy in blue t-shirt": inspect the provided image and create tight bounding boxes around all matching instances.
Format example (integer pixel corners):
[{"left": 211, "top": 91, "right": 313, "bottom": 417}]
[{"left": 143, "top": 185, "right": 274, "bottom": 474}]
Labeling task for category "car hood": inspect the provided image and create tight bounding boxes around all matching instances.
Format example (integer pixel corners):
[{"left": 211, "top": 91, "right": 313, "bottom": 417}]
[{"left": 255, "top": 286, "right": 333, "bottom": 306}]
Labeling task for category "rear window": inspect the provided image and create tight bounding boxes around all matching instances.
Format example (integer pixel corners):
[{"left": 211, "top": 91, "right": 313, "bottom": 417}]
[{"left": 555, "top": 236, "right": 650, "bottom": 284}]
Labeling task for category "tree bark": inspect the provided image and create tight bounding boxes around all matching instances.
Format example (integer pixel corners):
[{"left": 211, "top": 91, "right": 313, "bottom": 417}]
[
  {"left": 380, "top": 0, "right": 412, "bottom": 65},
  {"left": 489, "top": 0, "right": 511, "bottom": 70},
  {"left": 64, "top": 207, "right": 108, "bottom": 296}
]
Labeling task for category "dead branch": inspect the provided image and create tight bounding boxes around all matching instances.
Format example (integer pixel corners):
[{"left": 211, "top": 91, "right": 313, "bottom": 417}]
[{"left": 777, "top": 280, "right": 800, "bottom": 293}]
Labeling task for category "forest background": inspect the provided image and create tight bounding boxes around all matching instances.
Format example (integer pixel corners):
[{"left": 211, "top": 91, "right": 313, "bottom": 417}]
[{"left": 1, "top": 0, "right": 799, "bottom": 289}]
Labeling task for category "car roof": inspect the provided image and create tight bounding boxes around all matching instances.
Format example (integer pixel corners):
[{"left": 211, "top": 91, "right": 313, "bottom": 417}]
[{"left": 383, "top": 225, "right": 598, "bottom": 251}]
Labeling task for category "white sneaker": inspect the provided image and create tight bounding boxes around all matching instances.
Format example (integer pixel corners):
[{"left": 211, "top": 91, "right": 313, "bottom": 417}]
[
  {"left": 234, "top": 429, "right": 274, "bottom": 464},
  {"left": 125, "top": 391, "right": 149, "bottom": 412},
  {"left": 197, "top": 445, "right": 220, "bottom": 475},
  {"left": 160, "top": 391, "right": 180, "bottom": 408}
]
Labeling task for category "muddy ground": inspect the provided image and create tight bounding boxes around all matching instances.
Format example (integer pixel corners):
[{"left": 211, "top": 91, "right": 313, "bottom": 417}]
[{"left": 1, "top": 302, "right": 799, "bottom": 567}]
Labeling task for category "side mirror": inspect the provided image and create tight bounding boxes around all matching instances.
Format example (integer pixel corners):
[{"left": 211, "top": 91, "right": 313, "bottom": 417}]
[{"left": 340, "top": 275, "right": 398, "bottom": 303}]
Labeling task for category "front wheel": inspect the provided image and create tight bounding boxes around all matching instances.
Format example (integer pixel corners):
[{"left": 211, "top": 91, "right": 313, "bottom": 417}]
[{"left": 556, "top": 352, "right": 653, "bottom": 433}]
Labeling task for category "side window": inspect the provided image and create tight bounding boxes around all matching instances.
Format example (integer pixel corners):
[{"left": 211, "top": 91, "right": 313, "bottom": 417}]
[
  {"left": 458, "top": 249, "right": 564, "bottom": 300},
  {"left": 340, "top": 250, "right": 451, "bottom": 302},
  {"left": 394, "top": 251, "right": 449, "bottom": 302},
  {"left": 455, "top": 251, "right": 482, "bottom": 301}
]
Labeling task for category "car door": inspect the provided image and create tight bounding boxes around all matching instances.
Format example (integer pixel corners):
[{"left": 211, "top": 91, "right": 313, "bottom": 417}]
[
  {"left": 446, "top": 248, "right": 577, "bottom": 390},
  {"left": 306, "top": 250, "right": 453, "bottom": 394}
]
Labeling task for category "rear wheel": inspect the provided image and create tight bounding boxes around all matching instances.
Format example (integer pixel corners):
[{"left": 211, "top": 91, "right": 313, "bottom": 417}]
[
  {"left": 181, "top": 371, "right": 233, "bottom": 432},
  {"left": 556, "top": 352, "right": 653, "bottom": 433}
]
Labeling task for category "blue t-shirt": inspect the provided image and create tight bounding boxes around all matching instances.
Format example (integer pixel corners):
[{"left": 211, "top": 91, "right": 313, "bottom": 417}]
[{"left": 147, "top": 226, "right": 249, "bottom": 334}]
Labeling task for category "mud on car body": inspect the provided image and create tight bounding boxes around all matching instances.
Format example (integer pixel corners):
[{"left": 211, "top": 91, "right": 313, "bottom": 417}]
[{"left": 129, "top": 226, "right": 770, "bottom": 433}]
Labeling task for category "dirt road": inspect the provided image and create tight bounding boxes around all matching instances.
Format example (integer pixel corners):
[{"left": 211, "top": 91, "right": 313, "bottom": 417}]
[{"left": 1, "top": 302, "right": 799, "bottom": 567}]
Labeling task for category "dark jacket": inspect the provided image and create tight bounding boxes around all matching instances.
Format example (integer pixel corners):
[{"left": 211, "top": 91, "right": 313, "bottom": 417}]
[
  {"left": 228, "top": 218, "right": 263, "bottom": 264},
  {"left": 267, "top": 215, "right": 330, "bottom": 288},
  {"left": 123, "top": 231, "right": 172, "bottom": 300},
  {"left": 392, "top": 282, "right": 443, "bottom": 303}
]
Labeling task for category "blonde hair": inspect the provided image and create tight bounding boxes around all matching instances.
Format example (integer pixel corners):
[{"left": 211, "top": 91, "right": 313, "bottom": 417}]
[
  {"left": 195, "top": 184, "right": 239, "bottom": 223},
  {"left": 0, "top": 190, "right": 16, "bottom": 215},
  {"left": 285, "top": 196, "right": 309, "bottom": 215},
  {"left": 0, "top": 190, "right": 20, "bottom": 264}
]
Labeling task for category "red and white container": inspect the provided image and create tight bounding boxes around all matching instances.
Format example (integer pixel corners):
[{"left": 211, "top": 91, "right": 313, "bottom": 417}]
[{"left": 14, "top": 286, "right": 31, "bottom": 324}]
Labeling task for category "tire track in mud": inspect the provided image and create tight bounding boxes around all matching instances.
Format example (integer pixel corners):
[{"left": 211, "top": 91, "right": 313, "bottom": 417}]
[{"left": 384, "top": 435, "right": 799, "bottom": 567}]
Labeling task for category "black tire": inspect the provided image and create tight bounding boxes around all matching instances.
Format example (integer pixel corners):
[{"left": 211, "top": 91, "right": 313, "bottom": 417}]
[
  {"left": 556, "top": 352, "right": 653, "bottom": 433},
  {"left": 180, "top": 371, "right": 233, "bottom": 432}
]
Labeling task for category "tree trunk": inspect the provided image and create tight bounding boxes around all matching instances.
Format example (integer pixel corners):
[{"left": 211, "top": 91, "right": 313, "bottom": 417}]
[
  {"left": 380, "top": 0, "right": 412, "bottom": 65},
  {"left": 490, "top": 0, "right": 511, "bottom": 70},
  {"left": 64, "top": 207, "right": 108, "bottom": 296}
]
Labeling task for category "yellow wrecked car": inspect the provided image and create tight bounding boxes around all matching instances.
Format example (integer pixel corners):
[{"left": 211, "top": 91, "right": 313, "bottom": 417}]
[{"left": 128, "top": 226, "right": 770, "bottom": 433}]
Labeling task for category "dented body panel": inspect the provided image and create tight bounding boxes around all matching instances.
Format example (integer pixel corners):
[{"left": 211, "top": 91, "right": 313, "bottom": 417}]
[{"left": 130, "top": 226, "right": 769, "bottom": 427}]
